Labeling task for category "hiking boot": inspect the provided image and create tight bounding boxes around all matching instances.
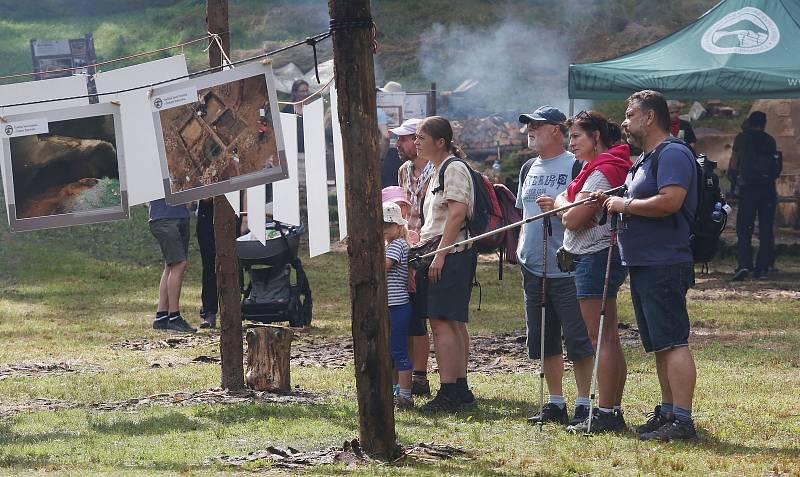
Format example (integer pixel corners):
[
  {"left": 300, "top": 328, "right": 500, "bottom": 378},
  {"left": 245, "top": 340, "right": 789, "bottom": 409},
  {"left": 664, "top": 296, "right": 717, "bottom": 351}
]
[
  {"left": 411, "top": 376, "right": 431, "bottom": 396},
  {"left": 394, "top": 394, "right": 414, "bottom": 410},
  {"left": 167, "top": 315, "right": 197, "bottom": 333},
  {"left": 567, "top": 408, "right": 625, "bottom": 434},
  {"left": 528, "top": 403, "right": 568, "bottom": 426},
  {"left": 731, "top": 268, "right": 749, "bottom": 281},
  {"left": 639, "top": 419, "right": 698, "bottom": 442},
  {"left": 635, "top": 405, "right": 674, "bottom": 435},
  {"left": 199, "top": 313, "right": 216, "bottom": 329},
  {"left": 460, "top": 388, "right": 477, "bottom": 410},
  {"left": 419, "top": 390, "right": 462, "bottom": 414},
  {"left": 569, "top": 404, "right": 590, "bottom": 427}
]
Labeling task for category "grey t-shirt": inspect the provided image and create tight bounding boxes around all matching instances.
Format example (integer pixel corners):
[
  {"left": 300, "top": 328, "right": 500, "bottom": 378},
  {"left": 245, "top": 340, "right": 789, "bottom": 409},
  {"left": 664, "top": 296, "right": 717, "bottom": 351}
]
[
  {"left": 563, "top": 170, "right": 612, "bottom": 255},
  {"left": 515, "top": 151, "right": 575, "bottom": 278}
]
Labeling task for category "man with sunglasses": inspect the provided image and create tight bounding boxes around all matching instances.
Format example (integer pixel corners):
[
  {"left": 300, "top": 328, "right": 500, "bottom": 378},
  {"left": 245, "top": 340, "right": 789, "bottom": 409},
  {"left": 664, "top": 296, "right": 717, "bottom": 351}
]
[
  {"left": 600, "top": 90, "right": 699, "bottom": 442},
  {"left": 517, "top": 106, "right": 594, "bottom": 428}
]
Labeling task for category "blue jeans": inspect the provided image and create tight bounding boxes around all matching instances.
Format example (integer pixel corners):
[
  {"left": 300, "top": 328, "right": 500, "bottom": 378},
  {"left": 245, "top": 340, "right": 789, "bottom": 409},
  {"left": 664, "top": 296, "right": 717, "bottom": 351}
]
[{"left": 389, "top": 302, "right": 413, "bottom": 371}]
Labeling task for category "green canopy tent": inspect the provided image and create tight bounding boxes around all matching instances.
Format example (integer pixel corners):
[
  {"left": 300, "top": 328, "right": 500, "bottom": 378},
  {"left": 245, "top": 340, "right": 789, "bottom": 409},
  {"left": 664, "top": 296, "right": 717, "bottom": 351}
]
[{"left": 568, "top": 0, "right": 800, "bottom": 105}]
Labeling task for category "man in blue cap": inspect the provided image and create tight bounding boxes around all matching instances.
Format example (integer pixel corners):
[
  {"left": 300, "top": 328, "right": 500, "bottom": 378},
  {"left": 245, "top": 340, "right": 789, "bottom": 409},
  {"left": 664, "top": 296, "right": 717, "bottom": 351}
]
[{"left": 516, "top": 106, "right": 596, "bottom": 429}]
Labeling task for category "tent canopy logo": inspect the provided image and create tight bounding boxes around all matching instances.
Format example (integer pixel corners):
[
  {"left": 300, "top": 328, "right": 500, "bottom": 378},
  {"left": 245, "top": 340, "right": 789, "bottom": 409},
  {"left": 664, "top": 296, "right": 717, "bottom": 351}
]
[{"left": 701, "top": 7, "right": 779, "bottom": 55}]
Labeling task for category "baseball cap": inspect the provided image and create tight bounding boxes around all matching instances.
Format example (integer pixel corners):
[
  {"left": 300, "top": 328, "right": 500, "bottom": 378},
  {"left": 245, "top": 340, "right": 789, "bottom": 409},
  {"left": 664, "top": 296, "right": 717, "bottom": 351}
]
[
  {"left": 381, "top": 186, "right": 411, "bottom": 207},
  {"left": 389, "top": 118, "right": 423, "bottom": 136},
  {"left": 383, "top": 202, "right": 408, "bottom": 226},
  {"left": 519, "top": 105, "right": 567, "bottom": 125}
]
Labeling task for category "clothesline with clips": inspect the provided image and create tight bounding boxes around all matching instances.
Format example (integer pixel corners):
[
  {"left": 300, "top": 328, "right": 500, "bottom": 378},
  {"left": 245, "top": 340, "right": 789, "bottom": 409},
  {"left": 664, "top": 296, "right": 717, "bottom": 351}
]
[{"left": 0, "top": 15, "right": 376, "bottom": 111}]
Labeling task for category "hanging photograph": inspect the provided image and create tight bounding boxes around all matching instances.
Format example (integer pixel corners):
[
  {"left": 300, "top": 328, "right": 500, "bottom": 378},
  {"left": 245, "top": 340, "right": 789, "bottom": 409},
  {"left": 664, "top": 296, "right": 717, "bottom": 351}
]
[
  {"left": 1, "top": 103, "right": 128, "bottom": 232},
  {"left": 151, "top": 61, "right": 288, "bottom": 205}
]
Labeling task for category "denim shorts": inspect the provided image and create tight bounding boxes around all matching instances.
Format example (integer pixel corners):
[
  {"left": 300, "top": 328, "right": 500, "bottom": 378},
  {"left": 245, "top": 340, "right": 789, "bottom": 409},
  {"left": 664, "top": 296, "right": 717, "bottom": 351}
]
[
  {"left": 629, "top": 262, "right": 695, "bottom": 353},
  {"left": 574, "top": 247, "right": 628, "bottom": 299}
]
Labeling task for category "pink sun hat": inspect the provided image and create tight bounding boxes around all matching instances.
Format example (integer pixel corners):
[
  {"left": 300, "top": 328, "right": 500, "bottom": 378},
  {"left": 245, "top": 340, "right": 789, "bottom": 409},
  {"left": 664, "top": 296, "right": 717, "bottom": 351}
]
[{"left": 381, "top": 186, "right": 411, "bottom": 207}]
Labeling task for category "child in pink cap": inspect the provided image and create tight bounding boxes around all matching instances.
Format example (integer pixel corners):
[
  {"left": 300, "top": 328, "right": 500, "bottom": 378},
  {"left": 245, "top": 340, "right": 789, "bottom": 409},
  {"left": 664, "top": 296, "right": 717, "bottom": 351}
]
[{"left": 382, "top": 186, "right": 418, "bottom": 244}]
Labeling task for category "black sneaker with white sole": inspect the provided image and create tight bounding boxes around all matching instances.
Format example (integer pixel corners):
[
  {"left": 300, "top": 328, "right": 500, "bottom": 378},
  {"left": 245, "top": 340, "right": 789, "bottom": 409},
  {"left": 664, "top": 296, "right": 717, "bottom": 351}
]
[
  {"left": 635, "top": 405, "right": 674, "bottom": 435},
  {"left": 567, "top": 408, "right": 625, "bottom": 434},
  {"left": 638, "top": 419, "right": 698, "bottom": 442},
  {"left": 569, "top": 404, "right": 590, "bottom": 427},
  {"left": 528, "top": 402, "right": 568, "bottom": 426},
  {"left": 167, "top": 315, "right": 197, "bottom": 333},
  {"left": 153, "top": 316, "right": 169, "bottom": 330},
  {"left": 419, "top": 390, "right": 462, "bottom": 413}
]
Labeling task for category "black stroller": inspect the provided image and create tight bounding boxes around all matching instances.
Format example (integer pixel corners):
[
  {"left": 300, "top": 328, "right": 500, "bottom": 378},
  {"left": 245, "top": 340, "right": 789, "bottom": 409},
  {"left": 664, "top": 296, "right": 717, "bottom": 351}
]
[{"left": 236, "top": 222, "right": 312, "bottom": 327}]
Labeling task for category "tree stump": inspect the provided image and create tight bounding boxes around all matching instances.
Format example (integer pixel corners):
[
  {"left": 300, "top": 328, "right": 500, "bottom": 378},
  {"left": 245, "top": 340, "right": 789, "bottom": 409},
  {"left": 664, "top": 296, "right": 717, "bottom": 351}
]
[{"left": 245, "top": 325, "right": 293, "bottom": 392}]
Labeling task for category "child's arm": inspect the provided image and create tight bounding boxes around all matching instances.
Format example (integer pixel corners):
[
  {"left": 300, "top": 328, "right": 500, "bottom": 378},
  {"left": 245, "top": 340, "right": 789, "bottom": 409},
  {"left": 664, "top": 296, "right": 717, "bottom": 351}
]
[
  {"left": 385, "top": 257, "right": 396, "bottom": 270},
  {"left": 385, "top": 240, "right": 401, "bottom": 271}
]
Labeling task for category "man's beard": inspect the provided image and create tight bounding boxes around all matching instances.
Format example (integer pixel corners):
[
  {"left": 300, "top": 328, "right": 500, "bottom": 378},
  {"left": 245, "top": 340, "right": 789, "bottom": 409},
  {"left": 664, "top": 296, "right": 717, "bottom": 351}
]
[
  {"left": 398, "top": 150, "right": 417, "bottom": 162},
  {"left": 625, "top": 130, "right": 642, "bottom": 149}
]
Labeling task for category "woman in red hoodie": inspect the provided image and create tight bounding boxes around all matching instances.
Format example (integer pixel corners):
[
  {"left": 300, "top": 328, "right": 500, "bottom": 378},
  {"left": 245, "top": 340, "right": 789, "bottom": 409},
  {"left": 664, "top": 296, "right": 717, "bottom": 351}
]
[{"left": 554, "top": 111, "right": 632, "bottom": 434}]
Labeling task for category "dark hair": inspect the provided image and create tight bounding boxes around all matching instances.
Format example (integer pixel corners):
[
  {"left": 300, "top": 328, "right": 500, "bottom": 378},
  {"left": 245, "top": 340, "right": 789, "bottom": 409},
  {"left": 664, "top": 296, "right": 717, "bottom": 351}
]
[
  {"left": 627, "top": 90, "right": 670, "bottom": 132},
  {"left": 290, "top": 79, "right": 309, "bottom": 101},
  {"left": 748, "top": 111, "right": 767, "bottom": 129},
  {"left": 565, "top": 110, "right": 622, "bottom": 148},
  {"left": 418, "top": 116, "right": 465, "bottom": 159}
]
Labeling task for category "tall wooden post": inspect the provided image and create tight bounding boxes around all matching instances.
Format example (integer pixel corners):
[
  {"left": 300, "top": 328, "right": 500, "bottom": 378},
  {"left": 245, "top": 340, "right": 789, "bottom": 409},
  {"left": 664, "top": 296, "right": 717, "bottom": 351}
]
[
  {"left": 207, "top": 0, "right": 244, "bottom": 391},
  {"left": 328, "top": 0, "right": 398, "bottom": 460}
]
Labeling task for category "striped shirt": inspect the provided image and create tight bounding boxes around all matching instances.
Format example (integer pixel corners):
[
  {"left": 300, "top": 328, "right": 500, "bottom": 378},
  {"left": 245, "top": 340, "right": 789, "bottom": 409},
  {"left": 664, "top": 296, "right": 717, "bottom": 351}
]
[
  {"left": 386, "top": 238, "right": 410, "bottom": 306},
  {"left": 563, "top": 170, "right": 613, "bottom": 255}
]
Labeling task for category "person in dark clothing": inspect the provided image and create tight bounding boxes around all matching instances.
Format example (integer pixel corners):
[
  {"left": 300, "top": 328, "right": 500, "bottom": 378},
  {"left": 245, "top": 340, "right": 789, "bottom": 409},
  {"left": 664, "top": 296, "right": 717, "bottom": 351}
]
[
  {"left": 728, "top": 111, "right": 781, "bottom": 281},
  {"left": 281, "top": 79, "right": 310, "bottom": 153},
  {"left": 196, "top": 198, "right": 218, "bottom": 328},
  {"left": 667, "top": 101, "right": 697, "bottom": 150}
]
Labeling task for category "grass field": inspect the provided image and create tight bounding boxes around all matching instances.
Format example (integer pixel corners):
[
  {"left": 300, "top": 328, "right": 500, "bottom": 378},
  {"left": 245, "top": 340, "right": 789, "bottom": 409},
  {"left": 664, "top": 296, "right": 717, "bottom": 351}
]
[{"left": 0, "top": 202, "right": 798, "bottom": 476}]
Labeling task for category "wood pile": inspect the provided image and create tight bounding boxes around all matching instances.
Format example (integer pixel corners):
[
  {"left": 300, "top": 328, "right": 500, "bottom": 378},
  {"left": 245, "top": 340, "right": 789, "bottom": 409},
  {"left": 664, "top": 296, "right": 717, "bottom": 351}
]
[{"left": 451, "top": 115, "right": 526, "bottom": 151}]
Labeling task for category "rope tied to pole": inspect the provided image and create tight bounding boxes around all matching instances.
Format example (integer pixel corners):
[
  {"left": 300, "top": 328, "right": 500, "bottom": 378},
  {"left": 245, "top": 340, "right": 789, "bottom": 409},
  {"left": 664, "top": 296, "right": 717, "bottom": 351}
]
[{"left": 329, "top": 17, "right": 378, "bottom": 53}]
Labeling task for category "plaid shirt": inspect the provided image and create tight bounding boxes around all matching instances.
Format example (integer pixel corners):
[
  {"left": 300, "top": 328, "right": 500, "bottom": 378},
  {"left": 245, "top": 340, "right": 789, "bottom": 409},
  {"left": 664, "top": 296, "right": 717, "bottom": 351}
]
[{"left": 397, "top": 160, "right": 433, "bottom": 235}]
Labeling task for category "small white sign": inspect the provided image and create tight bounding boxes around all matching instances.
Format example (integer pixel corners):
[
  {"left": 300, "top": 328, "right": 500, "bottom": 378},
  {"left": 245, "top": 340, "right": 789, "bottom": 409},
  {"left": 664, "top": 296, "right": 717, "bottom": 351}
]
[
  {"left": 2, "top": 118, "right": 49, "bottom": 138},
  {"left": 151, "top": 86, "right": 198, "bottom": 112}
]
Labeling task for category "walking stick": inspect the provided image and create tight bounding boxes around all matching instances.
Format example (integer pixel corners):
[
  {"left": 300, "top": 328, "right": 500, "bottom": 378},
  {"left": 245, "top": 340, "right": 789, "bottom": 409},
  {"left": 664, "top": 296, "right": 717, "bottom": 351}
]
[
  {"left": 585, "top": 211, "right": 620, "bottom": 436},
  {"left": 538, "top": 215, "right": 552, "bottom": 431},
  {"left": 411, "top": 185, "right": 626, "bottom": 263}
]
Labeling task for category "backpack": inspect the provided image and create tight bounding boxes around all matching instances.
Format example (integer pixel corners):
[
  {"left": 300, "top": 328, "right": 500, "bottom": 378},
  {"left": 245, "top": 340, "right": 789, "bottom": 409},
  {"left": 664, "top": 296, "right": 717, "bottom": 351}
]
[
  {"left": 432, "top": 157, "right": 505, "bottom": 254},
  {"left": 740, "top": 130, "right": 782, "bottom": 186},
  {"left": 636, "top": 138, "right": 727, "bottom": 265}
]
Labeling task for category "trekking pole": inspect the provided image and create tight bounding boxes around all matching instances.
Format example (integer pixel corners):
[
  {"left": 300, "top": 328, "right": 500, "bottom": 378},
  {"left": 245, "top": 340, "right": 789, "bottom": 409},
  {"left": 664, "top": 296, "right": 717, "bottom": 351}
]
[
  {"left": 538, "top": 215, "right": 552, "bottom": 431},
  {"left": 585, "top": 211, "right": 619, "bottom": 436},
  {"left": 411, "top": 185, "right": 626, "bottom": 263}
]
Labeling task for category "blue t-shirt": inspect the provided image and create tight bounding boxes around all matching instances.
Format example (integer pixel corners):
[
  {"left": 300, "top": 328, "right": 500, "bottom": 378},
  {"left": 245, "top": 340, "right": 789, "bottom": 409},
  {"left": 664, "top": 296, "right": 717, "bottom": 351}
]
[
  {"left": 618, "top": 142, "right": 697, "bottom": 267},
  {"left": 515, "top": 151, "right": 575, "bottom": 278},
  {"left": 148, "top": 198, "right": 190, "bottom": 221}
]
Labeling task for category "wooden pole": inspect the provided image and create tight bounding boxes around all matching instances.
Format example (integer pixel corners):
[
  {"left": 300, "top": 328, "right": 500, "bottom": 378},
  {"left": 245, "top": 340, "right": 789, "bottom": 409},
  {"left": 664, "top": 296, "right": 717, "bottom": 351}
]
[
  {"left": 207, "top": 0, "right": 244, "bottom": 391},
  {"left": 328, "top": 0, "right": 398, "bottom": 460}
]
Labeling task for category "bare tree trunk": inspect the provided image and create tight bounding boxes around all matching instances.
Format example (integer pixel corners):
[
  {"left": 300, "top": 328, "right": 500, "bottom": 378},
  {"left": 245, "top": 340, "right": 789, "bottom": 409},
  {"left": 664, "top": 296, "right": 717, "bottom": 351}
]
[
  {"left": 328, "top": 0, "right": 398, "bottom": 460},
  {"left": 246, "top": 325, "right": 293, "bottom": 392},
  {"left": 207, "top": 0, "right": 244, "bottom": 391}
]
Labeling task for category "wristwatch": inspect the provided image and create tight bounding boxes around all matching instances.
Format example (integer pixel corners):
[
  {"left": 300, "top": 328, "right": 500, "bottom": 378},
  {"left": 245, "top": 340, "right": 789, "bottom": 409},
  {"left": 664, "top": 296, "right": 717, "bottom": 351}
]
[{"left": 623, "top": 197, "right": 633, "bottom": 217}]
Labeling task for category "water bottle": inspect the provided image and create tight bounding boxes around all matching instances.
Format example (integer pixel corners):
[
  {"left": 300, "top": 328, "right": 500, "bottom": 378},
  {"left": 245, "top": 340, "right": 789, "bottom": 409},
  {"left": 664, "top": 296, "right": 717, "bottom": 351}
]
[{"left": 711, "top": 202, "right": 723, "bottom": 223}]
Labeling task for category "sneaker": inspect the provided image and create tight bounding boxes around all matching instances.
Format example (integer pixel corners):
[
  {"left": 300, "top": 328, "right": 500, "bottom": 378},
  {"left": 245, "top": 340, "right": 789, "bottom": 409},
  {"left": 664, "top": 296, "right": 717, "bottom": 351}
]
[
  {"left": 528, "top": 402, "right": 568, "bottom": 426},
  {"left": 419, "top": 390, "right": 461, "bottom": 413},
  {"left": 167, "top": 315, "right": 197, "bottom": 333},
  {"left": 411, "top": 376, "right": 431, "bottom": 396},
  {"left": 153, "top": 316, "right": 169, "bottom": 330},
  {"left": 635, "top": 405, "right": 674, "bottom": 435},
  {"left": 615, "top": 408, "right": 627, "bottom": 430},
  {"left": 569, "top": 404, "right": 590, "bottom": 426},
  {"left": 567, "top": 408, "right": 625, "bottom": 434},
  {"left": 199, "top": 313, "right": 216, "bottom": 329},
  {"left": 639, "top": 419, "right": 698, "bottom": 442},
  {"left": 731, "top": 268, "right": 749, "bottom": 281},
  {"left": 753, "top": 270, "right": 768, "bottom": 280},
  {"left": 394, "top": 394, "right": 414, "bottom": 410}
]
